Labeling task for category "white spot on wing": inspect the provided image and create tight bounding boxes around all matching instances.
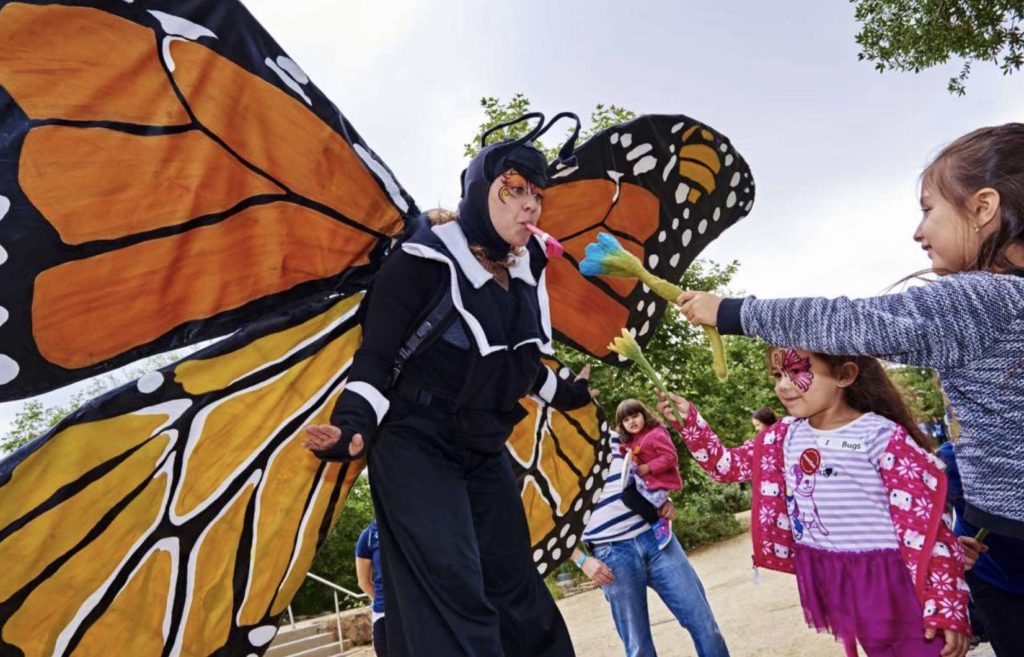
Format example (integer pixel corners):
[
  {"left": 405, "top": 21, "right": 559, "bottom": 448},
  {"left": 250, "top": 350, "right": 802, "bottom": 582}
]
[
  {"left": 276, "top": 57, "right": 308, "bottom": 84},
  {"left": 682, "top": 229, "right": 693, "bottom": 247},
  {"left": 0, "top": 195, "right": 9, "bottom": 219},
  {"left": 730, "top": 172, "right": 741, "bottom": 187},
  {"left": 0, "top": 244, "right": 6, "bottom": 266},
  {"left": 671, "top": 121, "right": 685, "bottom": 133},
  {"left": 138, "top": 372, "right": 165, "bottom": 394},
  {"left": 670, "top": 253, "right": 680, "bottom": 267},
  {"left": 648, "top": 254, "right": 659, "bottom": 268},
  {"left": 551, "top": 166, "right": 579, "bottom": 179},
  {"left": 248, "top": 626, "right": 277, "bottom": 647},
  {"left": 626, "top": 144, "right": 653, "bottom": 161},
  {"left": 265, "top": 57, "right": 311, "bottom": 105},
  {"left": 675, "top": 182, "right": 691, "bottom": 204},
  {"left": 607, "top": 171, "right": 624, "bottom": 203},
  {"left": 724, "top": 154, "right": 734, "bottom": 166},
  {"left": 354, "top": 144, "right": 410, "bottom": 213},
  {"left": 698, "top": 219, "right": 708, "bottom": 234},
  {"left": 620, "top": 133, "right": 633, "bottom": 148},
  {"left": 0, "top": 354, "right": 18, "bottom": 385},
  {"left": 727, "top": 191, "right": 737, "bottom": 208},
  {"left": 160, "top": 36, "right": 186, "bottom": 72},
  {"left": 633, "top": 155, "right": 657, "bottom": 175},
  {"left": 610, "top": 133, "right": 620, "bottom": 145},
  {"left": 662, "top": 157, "right": 676, "bottom": 181},
  {"left": 0, "top": 306, "right": 7, "bottom": 327},
  {"left": 148, "top": 11, "right": 217, "bottom": 40}
]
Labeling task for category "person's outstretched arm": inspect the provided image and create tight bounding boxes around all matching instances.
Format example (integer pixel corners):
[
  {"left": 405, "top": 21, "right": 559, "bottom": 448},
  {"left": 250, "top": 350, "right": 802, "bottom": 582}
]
[
  {"left": 679, "top": 271, "right": 1023, "bottom": 369},
  {"left": 657, "top": 392, "right": 756, "bottom": 484}
]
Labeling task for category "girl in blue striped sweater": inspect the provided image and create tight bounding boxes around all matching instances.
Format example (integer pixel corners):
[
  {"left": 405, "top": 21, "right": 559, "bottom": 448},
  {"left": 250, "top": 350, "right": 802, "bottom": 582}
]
[{"left": 677, "top": 123, "right": 1024, "bottom": 651}]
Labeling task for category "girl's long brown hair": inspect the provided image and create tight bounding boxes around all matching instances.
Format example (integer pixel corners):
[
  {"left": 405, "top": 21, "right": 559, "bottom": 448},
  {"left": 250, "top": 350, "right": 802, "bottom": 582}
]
[
  {"left": 614, "top": 399, "right": 660, "bottom": 439},
  {"left": 817, "top": 353, "right": 934, "bottom": 451},
  {"left": 922, "top": 123, "right": 1024, "bottom": 274}
]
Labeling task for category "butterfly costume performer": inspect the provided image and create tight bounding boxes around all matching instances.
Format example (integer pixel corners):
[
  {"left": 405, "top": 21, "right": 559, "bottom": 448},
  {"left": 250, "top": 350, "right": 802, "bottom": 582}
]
[{"left": 0, "top": 1, "right": 755, "bottom": 656}]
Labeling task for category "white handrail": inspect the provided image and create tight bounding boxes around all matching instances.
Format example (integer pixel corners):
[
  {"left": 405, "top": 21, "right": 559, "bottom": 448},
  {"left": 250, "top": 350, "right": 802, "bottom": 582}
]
[
  {"left": 306, "top": 572, "right": 368, "bottom": 600},
  {"left": 285, "top": 572, "right": 370, "bottom": 655}
]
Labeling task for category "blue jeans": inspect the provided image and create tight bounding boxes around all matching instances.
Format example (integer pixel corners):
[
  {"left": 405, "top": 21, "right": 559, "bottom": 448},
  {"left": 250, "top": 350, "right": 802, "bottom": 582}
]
[{"left": 592, "top": 531, "right": 730, "bottom": 657}]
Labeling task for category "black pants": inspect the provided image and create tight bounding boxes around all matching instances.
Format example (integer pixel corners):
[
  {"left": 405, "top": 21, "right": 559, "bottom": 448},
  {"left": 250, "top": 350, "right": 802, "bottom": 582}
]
[
  {"left": 373, "top": 618, "right": 388, "bottom": 657},
  {"left": 967, "top": 572, "right": 1024, "bottom": 657},
  {"left": 367, "top": 404, "right": 575, "bottom": 657}
]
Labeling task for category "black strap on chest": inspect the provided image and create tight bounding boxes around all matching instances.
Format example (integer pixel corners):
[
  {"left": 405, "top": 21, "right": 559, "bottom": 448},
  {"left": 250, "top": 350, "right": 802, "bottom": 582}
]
[{"left": 388, "top": 287, "right": 458, "bottom": 388}]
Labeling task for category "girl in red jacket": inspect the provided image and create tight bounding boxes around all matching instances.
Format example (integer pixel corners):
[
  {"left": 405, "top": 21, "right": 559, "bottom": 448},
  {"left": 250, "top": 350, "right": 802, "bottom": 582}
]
[
  {"left": 658, "top": 349, "right": 970, "bottom": 657},
  {"left": 615, "top": 399, "right": 683, "bottom": 549}
]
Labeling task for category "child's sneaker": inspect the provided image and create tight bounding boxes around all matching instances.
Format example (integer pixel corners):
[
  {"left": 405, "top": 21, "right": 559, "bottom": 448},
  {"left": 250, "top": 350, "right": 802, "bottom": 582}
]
[{"left": 654, "top": 518, "right": 672, "bottom": 550}]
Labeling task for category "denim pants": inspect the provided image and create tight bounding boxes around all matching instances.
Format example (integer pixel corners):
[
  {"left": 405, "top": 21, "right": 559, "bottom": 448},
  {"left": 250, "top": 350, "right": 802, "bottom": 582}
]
[{"left": 592, "top": 531, "right": 729, "bottom": 657}]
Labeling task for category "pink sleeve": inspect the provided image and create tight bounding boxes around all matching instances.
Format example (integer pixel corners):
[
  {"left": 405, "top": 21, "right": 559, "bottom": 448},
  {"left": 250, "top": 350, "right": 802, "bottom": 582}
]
[
  {"left": 920, "top": 515, "right": 971, "bottom": 635},
  {"left": 879, "top": 426, "right": 970, "bottom": 636},
  {"left": 644, "top": 426, "right": 680, "bottom": 475},
  {"left": 671, "top": 404, "right": 755, "bottom": 484}
]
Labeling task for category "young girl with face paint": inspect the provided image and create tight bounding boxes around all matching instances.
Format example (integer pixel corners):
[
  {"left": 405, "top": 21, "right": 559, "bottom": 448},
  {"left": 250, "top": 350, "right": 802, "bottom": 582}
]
[
  {"left": 657, "top": 348, "right": 970, "bottom": 657},
  {"left": 677, "top": 124, "right": 1024, "bottom": 551}
]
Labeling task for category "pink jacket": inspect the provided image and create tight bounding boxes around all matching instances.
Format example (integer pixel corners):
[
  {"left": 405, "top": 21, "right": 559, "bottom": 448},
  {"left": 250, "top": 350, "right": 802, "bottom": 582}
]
[
  {"left": 620, "top": 424, "right": 683, "bottom": 491},
  {"left": 672, "top": 404, "right": 970, "bottom": 635}
]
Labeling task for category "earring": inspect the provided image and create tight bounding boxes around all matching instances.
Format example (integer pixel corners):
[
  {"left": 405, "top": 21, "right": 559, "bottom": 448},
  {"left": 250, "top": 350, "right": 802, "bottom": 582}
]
[{"left": 974, "top": 225, "right": 980, "bottom": 233}]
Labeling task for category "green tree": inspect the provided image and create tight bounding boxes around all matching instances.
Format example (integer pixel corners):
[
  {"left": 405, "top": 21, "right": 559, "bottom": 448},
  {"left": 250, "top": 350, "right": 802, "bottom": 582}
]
[
  {"left": 852, "top": 0, "right": 1024, "bottom": 95},
  {"left": 888, "top": 365, "right": 946, "bottom": 423},
  {"left": 465, "top": 94, "right": 635, "bottom": 160},
  {"left": 290, "top": 475, "right": 377, "bottom": 615}
]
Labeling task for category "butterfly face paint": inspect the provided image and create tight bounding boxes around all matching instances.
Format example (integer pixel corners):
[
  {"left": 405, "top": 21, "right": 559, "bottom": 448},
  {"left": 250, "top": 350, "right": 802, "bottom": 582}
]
[
  {"left": 771, "top": 348, "right": 814, "bottom": 392},
  {"left": 488, "top": 168, "right": 543, "bottom": 248}
]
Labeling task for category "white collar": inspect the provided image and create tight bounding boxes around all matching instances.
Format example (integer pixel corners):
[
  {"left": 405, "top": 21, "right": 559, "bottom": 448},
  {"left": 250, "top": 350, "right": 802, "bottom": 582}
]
[{"left": 431, "top": 221, "right": 537, "bottom": 288}]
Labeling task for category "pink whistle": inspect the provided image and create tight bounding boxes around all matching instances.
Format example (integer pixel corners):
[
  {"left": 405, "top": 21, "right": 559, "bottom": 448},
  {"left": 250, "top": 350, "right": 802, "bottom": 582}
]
[{"left": 525, "top": 223, "right": 564, "bottom": 258}]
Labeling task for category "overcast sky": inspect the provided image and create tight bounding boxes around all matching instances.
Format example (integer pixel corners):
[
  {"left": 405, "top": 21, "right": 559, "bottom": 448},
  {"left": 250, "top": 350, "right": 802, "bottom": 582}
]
[{"left": 1, "top": 0, "right": 1020, "bottom": 436}]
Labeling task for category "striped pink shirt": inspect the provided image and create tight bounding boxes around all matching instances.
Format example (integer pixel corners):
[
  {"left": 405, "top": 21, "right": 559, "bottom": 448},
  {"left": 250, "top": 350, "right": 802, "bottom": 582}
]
[{"left": 783, "top": 412, "right": 900, "bottom": 552}]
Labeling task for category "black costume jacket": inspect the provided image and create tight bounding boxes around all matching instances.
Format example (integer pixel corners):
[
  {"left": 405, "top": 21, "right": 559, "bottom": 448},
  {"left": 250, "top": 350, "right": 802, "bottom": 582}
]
[{"left": 326, "top": 218, "right": 590, "bottom": 455}]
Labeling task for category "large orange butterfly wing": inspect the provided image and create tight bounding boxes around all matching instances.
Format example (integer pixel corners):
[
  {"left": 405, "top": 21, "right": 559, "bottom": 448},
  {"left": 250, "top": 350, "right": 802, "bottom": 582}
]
[
  {"left": 0, "top": 292, "right": 367, "bottom": 657},
  {"left": 539, "top": 115, "right": 755, "bottom": 362},
  {"left": 0, "top": 1, "right": 414, "bottom": 401}
]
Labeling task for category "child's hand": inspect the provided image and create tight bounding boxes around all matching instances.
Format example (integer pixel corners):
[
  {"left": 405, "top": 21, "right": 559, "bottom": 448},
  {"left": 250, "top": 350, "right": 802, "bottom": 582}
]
[
  {"left": 956, "top": 536, "right": 988, "bottom": 570},
  {"left": 637, "top": 464, "right": 651, "bottom": 476},
  {"left": 924, "top": 627, "right": 968, "bottom": 657},
  {"left": 676, "top": 291, "right": 722, "bottom": 327},
  {"left": 656, "top": 391, "right": 691, "bottom": 421}
]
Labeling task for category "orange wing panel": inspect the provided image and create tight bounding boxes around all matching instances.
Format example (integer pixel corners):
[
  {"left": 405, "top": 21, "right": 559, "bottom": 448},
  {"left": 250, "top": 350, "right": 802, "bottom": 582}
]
[
  {"left": 0, "top": 4, "right": 189, "bottom": 125},
  {"left": 32, "top": 202, "right": 375, "bottom": 369},
  {"left": 170, "top": 40, "right": 404, "bottom": 237},
  {"left": 21, "top": 126, "right": 284, "bottom": 244},
  {"left": 540, "top": 180, "right": 614, "bottom": 239},
  {"left": 547, "top": 258, "right": 629, "bottom": 358}
]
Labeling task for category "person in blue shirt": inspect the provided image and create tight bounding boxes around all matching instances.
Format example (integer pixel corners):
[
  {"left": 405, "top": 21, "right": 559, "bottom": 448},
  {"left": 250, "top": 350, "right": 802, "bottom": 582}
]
[
  {"left": 937, "top": 442, "right": 1024, "bottom": 657},
  {"left": 355, "top": 519, "right": 387, "bottom": 657}
]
